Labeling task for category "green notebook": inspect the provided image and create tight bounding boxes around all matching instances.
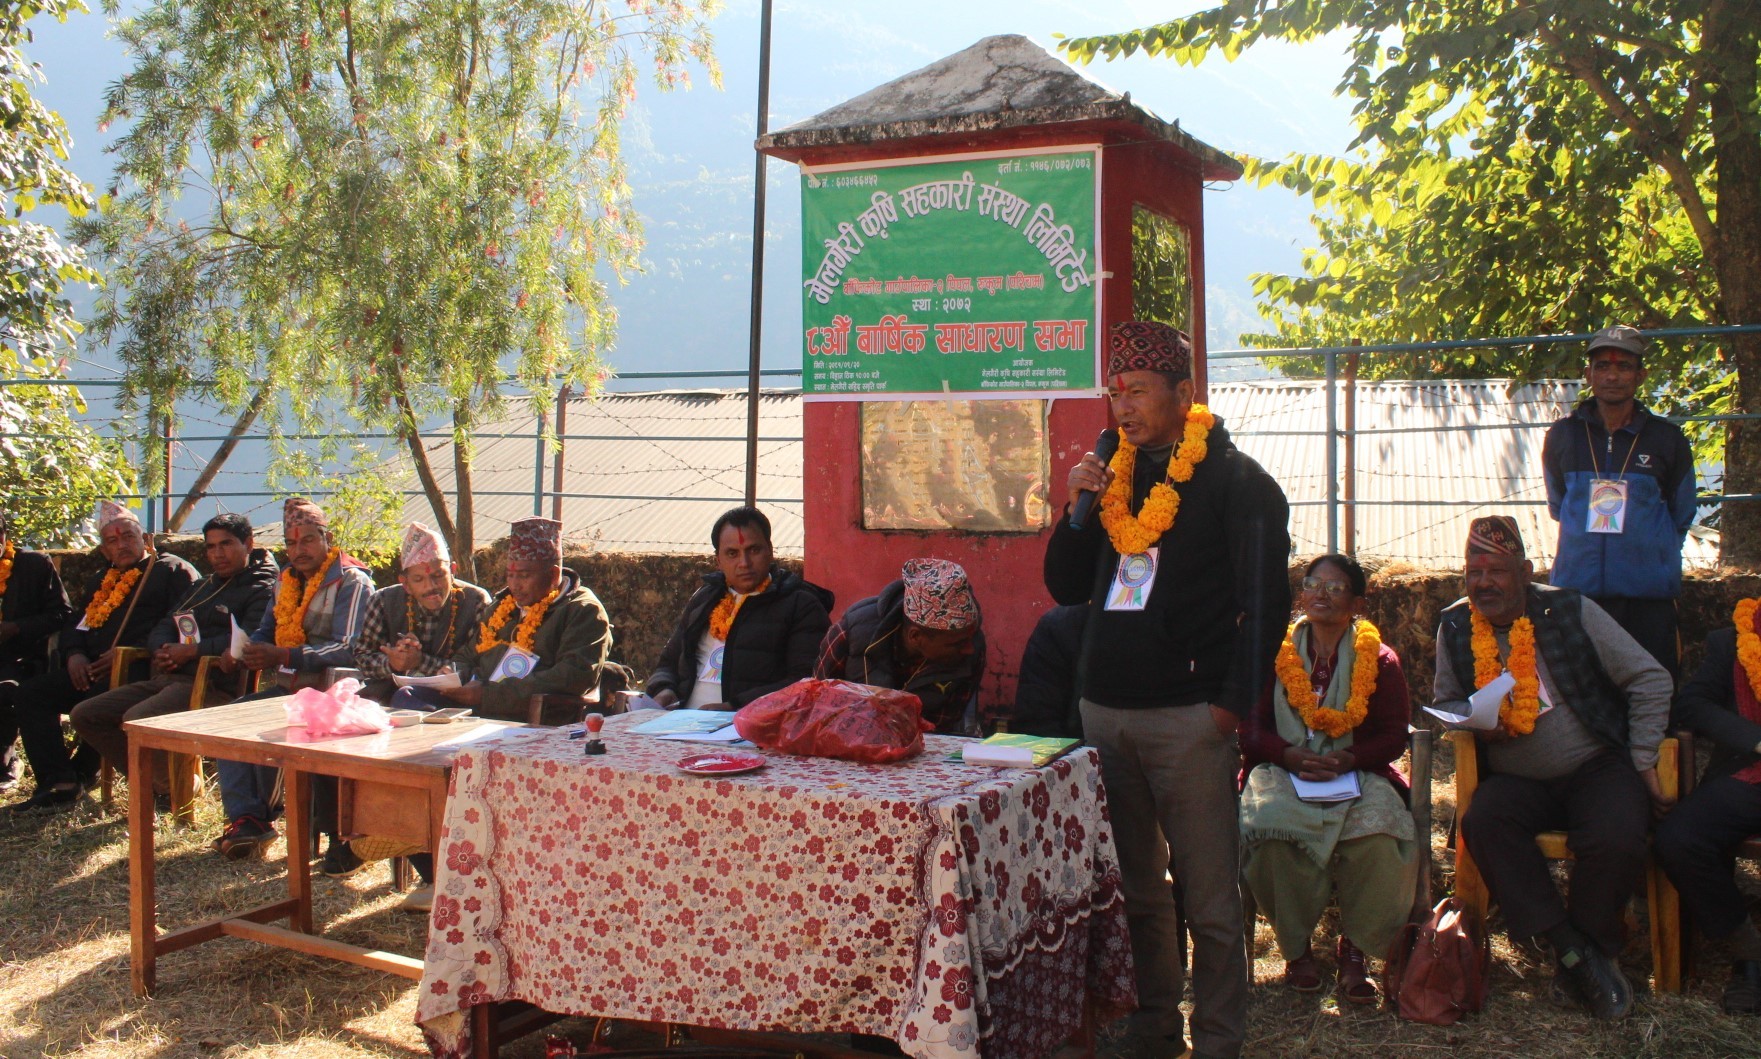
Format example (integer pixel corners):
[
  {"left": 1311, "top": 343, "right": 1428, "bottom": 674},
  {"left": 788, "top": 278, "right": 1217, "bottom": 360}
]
[{"left": 948, "top": 733, "right": 1081, "bottom": 766}]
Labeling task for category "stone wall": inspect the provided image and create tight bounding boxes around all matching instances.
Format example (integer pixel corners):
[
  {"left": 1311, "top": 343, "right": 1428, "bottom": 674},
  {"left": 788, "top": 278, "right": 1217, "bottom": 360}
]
[{"left": 51, "top": 538, "right": 1758, "bottom": 700}]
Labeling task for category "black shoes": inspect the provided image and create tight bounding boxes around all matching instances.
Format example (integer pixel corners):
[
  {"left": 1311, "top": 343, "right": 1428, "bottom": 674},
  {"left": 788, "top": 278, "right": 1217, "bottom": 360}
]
[
  {"left": 5, "top": 785, "right": 81, "bottom": 813},
  {"left": 1555, "top": 942, "right": 1634, "bottom": 1020},
  {"left": 1725, "top": 960, "right": 1761, "bottom": 1016},
  {"left": 213, "top": 815, "right": 277, "bottom": 859},
  {"left": 318, "top": 838, "right": 366, "bottom": 878}
]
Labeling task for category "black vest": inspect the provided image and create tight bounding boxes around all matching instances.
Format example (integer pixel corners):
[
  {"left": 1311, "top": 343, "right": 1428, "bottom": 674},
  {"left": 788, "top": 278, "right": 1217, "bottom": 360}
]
[{"left": 1438, "top": 583, "right": 1629, "bottom": 752}]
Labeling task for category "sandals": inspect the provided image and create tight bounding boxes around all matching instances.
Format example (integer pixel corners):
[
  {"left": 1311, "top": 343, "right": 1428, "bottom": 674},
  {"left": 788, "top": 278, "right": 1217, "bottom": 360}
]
[
  {"left": 1337, "top": 936, "right": 1379, "bottom": 1005},
  {"left": 1284, "top": 948, "right": 1324, "bottom": 992}
]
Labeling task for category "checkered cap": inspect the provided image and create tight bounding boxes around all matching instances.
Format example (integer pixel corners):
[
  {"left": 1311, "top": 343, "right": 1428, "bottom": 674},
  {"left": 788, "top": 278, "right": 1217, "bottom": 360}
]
[
  {"left": 1107, "top": 321, "right": 1192, "bottom": 379},
  {"left": 900, "top": 558, "right": 979, "bottom": 631},
  {"left": 508, "top": 517, "right": 563, "bottom": 564}
]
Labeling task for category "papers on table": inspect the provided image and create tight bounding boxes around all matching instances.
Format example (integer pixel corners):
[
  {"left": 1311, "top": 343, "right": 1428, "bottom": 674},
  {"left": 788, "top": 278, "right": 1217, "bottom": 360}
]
[
  {"left": 963, "top": 743, "right": 1036, "bottom": 767},
  {"left": 950, "top": 733, "right": 1082, "bottom": 767},
  {"left": 629, "top": 710, "right": 738, "bottom": 736},
  {"left": 229, "top": 614, "right": 250, "bottom": 660},
  {"left": 1424, "top": 670, "right": 1514, "bottom": 730},
  {"left": 656, "top": 724, "right": 751, "bottom": 747},
  {"left": 394, "top": 670, "right": 462, "bottom": 690},
  {"left": 432, "top": 723, "right": 527, "bottom": 752},
  {"left": 1291, "top": 770, "right": 1362, "bottom": 803}
]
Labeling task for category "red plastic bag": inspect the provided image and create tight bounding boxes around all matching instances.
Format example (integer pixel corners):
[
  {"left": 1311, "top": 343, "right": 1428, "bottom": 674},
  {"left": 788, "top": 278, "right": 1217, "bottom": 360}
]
[{"left": 734, "top": 678, "right": 932, "bottom": 763}]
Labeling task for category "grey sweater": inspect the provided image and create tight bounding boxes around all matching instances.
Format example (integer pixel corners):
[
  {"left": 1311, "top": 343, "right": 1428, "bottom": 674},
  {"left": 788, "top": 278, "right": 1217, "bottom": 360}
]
[{"left": 1432, "top": 595, "right": 1671, "bottom": 778}]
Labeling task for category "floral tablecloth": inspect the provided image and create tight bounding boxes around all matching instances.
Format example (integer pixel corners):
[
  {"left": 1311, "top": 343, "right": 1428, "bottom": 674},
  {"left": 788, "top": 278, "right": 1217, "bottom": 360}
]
[{"left": 416, "top": 715, "right": 1135, "bottom": 1059}]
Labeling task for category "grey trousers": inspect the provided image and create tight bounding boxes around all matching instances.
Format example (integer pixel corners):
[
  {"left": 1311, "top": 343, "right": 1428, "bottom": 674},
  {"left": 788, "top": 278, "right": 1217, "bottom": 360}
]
[
  {"left": 68, "top": 674, "right": 198, "bottom": 788},
  {"left": 1082, "top": 698, "right": 1248, "bottom": 1059}
]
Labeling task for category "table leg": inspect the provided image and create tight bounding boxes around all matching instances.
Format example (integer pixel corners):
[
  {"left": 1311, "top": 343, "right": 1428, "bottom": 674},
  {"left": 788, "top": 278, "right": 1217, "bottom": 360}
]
[
  {"left": 128, "top": 735, "right": 157, "bottom": 997},
  {"left": 471, "top": 1002, "right": 496, "bottom": 1059},
  {"left": 284, "top": 767, "right": 314, "bottom": 934}
]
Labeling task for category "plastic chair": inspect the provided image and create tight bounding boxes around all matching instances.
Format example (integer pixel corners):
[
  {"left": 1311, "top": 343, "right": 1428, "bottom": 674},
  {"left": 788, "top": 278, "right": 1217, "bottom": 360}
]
[{"left": 1448, "top": 729, "right": 1681, "bottom": 992}]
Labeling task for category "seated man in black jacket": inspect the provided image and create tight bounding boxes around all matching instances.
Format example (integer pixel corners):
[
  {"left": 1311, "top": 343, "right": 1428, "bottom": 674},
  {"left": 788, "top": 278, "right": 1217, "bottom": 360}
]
[
  {"left": 8, "top": 501, "right": 197, "bottom": 811},
  {"left": 1655, "top": 603, "right": 1761, "bottom": 1015},
  {"left": 0, "top": 508, "right": 73, "bottom": 789},
  {"left": 647, "top": 506, "right": 831, "bottom": 710},
  {"left": 815, "top": 558, "right": 985, "bottom": 734},
  {"left": 70, "top": 513, "right": 277, "bottom": 796},
  {"left": 1010, "top": 605, "right": 1087, "bottom": 739}
]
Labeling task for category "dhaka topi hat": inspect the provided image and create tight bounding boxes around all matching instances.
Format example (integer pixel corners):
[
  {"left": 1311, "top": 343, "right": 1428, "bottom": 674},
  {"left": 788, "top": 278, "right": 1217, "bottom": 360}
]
[
  {"left": 1586, "top": 324, "right": 1645, "bottom": 361},
  {"left": 900, "top": 558, "right": 980, "bottom": 631},
  {"left": 282, "top": 498, "right": 329, "bottom": 534},
  {"left": 401, "top": 521, "right": 450, "bottom": 568},
  {"left": 95, "top": 499, "right": 140, "bottom": 533},
  {"left": 1108, "top": 321, "right": 1193, "bottom": 380},
  {"left": 508, "top": 517, "right": 563, "bottom": 564},
  {"left": 1466, "top": 515, "right": 1525, "bottom": 559}
]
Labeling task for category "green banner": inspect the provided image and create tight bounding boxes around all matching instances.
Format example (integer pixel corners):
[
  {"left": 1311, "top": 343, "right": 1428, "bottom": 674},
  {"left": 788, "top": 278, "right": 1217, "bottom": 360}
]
[{"left": 800, "top": 150, "right": 1099, "bottom": 398}]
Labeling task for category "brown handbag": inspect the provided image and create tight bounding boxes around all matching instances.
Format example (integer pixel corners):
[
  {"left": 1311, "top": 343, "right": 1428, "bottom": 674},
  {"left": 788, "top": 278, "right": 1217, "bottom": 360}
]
[{"left": 1383, "top": 896, "right": 1491, "bottom": 1025}]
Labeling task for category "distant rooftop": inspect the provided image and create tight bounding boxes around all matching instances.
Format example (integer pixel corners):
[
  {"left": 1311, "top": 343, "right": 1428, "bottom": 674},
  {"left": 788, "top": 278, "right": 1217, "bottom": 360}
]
[{"left": 758, "top": 34, "right": 1243, "bottom": 182}]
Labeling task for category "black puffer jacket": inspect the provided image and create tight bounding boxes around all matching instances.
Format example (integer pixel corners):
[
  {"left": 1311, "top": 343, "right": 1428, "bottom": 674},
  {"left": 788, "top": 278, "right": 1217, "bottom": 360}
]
[
  {"left": 647, "top": 566, "right": 833, "bottom": 708},
  {"left": 146, "top": 548, "right": 280, "bottom": 676}
]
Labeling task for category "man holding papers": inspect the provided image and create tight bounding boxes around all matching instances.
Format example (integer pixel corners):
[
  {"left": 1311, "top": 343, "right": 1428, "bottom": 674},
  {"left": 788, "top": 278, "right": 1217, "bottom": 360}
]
[
  {"left": 1239, "top": 554, "right": 1413, "bottom": 1005},
  {"left": 69, "top": 513, "right": 276, "bottom": 796},
  {"left": 443, "top": 517, "right": 612, "bottom": 725},
  {"left": 1432, "top": 515, "right": 1671, "bottom": 1021},
  {"left": 352, "top": 522, "right": 490, "bottom": 704}
]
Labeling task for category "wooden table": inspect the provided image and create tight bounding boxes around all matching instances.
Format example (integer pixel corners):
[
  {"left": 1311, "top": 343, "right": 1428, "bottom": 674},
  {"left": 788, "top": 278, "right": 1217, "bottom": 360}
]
[{"left": 125, "top": 697, "right": 512, "bottom": 996}]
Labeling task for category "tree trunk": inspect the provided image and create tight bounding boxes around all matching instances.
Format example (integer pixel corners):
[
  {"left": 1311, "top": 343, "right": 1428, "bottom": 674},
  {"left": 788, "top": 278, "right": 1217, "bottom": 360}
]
[
  {"left": 393, "top": 389, "right": 460, "bottom": 559},
  {"left": 1708, "top": 10, "right": 1761, "bottom": 567},
  {"left": 452, "top": 400, "right": 477, "bottom": 582},
  {"left": 165, "top": 386, "right": 271, "bottom": 532}
]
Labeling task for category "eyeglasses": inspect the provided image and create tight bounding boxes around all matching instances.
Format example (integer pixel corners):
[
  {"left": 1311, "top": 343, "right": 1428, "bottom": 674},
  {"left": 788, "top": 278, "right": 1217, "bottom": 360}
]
[{"left": 1301, "top": 576, "right": 1352, "bottom": 599}]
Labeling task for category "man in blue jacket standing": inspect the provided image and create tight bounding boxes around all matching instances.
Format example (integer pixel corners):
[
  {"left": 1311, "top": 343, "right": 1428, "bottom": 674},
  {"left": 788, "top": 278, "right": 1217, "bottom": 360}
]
[{"left": 1542, "top": 324, "right": 1696, "bottom": 676}]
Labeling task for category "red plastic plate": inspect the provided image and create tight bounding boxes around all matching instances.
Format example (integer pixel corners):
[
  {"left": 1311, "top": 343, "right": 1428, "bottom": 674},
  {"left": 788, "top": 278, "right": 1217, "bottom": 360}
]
[{"left": 675, "top": 752, "right": 766, "bottom": 776}]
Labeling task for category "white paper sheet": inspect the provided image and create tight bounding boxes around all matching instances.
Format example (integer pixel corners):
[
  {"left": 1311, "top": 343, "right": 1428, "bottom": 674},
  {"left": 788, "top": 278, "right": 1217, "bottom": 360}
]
[
  {"left": 1423, "top": 670, "right": 1515, "bottom": 730},
  {"left": 1291, "top": 770, "right": 1362, "bottom": 803},
  {"left": 229, "top": 614, "right": 250, "bottom": 660},
  {"left": 656, "top": 724, "right": 750, "bottom": 745},
  {"left": 962, "top": 744, "right": 1036, "bottom": 767},
  {"left": 393, "top": 670, "right": 462, "bottom": 689}
]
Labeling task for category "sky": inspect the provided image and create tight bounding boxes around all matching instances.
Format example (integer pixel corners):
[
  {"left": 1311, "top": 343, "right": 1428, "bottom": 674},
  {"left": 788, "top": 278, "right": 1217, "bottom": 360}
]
[
  {"left": 25, "top": 0, "right": 1359, "bottom": 384},
  {"left": 18, "top": 1, "right": 1361, "bottom": 528}
]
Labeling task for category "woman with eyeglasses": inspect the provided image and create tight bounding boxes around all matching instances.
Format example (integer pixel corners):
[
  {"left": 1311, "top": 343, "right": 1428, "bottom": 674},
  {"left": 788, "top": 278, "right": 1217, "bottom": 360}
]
[{"left": 1238, "top": 553, "right": 1416, "bottom": 1004}]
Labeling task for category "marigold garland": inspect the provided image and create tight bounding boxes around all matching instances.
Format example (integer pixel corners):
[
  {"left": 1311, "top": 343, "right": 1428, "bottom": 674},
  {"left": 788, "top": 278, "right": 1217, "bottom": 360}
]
[
  {"left": 274, "top": 547, "right": 341, "bottom": 648},
  {"left": 1275, "top": 617, "right": 1382, "bottom": 738},
  {"left": 708, "top": 576, "right": 771, "bottom": 642},
  {"left": 83, "top": 565, "right": 142, "bottom": 629},
  {"left": 0, "top": 539, "right": 14, "bottom": 600},
  {"left": 1098, "top": 404, "right": 1216, "bottom": 555},
  {"left": 1469, "top": 606, "right": 1543, "bottom": 737},
  {"left": 477, "top": 587, "right": 561, "bottom": 655},
  {"left": 1733, "top": 599, "right": 1761, "bottom": 700}
]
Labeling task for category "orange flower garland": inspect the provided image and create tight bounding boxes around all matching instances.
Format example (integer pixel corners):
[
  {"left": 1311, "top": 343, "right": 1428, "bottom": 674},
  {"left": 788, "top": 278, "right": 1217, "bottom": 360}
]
[
  {"left": 1098, "top": 404, "right": 1215, "bottom": 555},
  {"left": 1274, "top": 617, "right": 1382, "bottom": 738},
  {"left": 274, "top": 547, "right": 341, "bottom": 647},
  {"left": 83, "top": 565, "right": 143, "bottom": 629},
  {"left": 477, "top": 587, "right": 561, "bottom": 655},
  {"left": 1469, "top": 606, "right": 1543, "bottom": 736},
  {"left": 1733, "top": 599, "right": 1761, "bottom": 698},
  {"left": 708, "top": 576, "right": 771, "bottom": 642},
  {"left": 0, "top": 539, "right": 14, "bottom": 599}
]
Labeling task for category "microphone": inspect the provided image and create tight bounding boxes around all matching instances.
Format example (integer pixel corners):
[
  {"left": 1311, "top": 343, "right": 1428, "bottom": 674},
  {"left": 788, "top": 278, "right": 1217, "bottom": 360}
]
[{"left": 1069, "top": 428, "right": 1121, "bottom": 531}]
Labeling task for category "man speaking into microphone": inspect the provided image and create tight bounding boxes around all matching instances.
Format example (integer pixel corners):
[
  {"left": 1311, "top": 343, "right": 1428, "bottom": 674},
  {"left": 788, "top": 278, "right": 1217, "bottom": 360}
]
[{"left": 1044, "top": 320, "right": 1290, "bottom": 1059}]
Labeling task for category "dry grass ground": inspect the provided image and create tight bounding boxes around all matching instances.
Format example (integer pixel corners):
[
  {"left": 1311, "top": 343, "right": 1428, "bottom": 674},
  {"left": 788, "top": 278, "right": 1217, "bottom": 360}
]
[{"left": 3, "top": 747, "right": 1760, "bottom": 1059}]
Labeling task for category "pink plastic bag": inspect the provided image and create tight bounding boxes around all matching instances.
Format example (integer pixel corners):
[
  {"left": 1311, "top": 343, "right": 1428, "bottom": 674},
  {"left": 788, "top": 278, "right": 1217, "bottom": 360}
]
[
  {"left": 283, "top": 678, "right": 391, "bottom": 737},
  {"left": 733, "top": 678, "right": 932, "bottom": 763}
]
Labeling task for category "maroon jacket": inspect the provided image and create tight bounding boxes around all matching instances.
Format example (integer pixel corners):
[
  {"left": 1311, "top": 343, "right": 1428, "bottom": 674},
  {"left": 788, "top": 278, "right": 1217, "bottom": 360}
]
[{"left": 1240, "top": 640, "right": 1411, "bottom": 795}]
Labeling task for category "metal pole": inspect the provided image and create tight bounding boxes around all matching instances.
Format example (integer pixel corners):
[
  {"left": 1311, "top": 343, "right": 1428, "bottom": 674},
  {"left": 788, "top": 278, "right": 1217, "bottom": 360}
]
[
  {"left": 162, "top": 414, "right": 174, "bottom": 532},
  {"left": 742, "top": 0, "right": 774, "bottom": 507},
  {"left": 1325, "top": 349, "right": 1338, "bottom": 554},
  {"left": 1343, "top": 345, "right": 1359, "bottom": 556},
  {"left": 552, "top": 384, "right": 569, "bottom": 522},
  {"left": 531, "top": 397, "right": 547, "bottom": 517}
]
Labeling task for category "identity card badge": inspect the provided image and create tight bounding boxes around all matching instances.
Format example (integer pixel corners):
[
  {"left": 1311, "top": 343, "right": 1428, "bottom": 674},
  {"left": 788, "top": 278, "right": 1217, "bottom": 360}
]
[
  {"left": 174, "top": 611, "right": 200, "bottom": 645},
  {"left": 489, "top": 645, "right": 539, "bottom": 683},
  {"left": 1104, "top": 548, "right": 1159, "bottom": 612},
  {"left": 1586, "top": 478, "right": 1628, "bottom": 534}
]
